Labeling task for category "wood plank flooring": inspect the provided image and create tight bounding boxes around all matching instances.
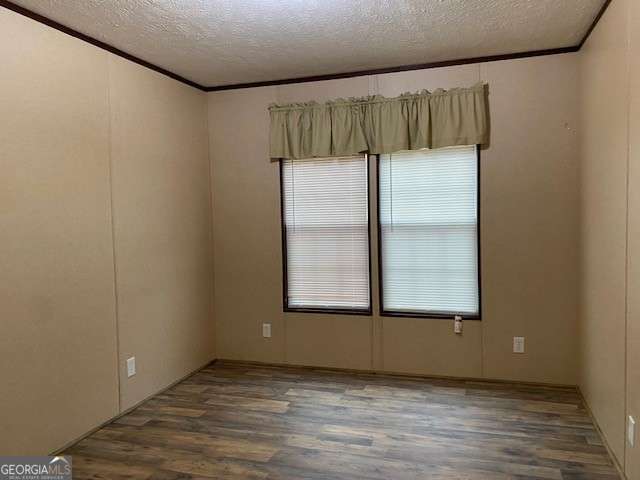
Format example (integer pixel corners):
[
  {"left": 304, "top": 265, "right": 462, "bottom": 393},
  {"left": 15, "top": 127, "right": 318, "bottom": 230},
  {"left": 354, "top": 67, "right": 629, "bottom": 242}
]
[{"left": 65, "top": 362, "right": 620, "bottom": 479}]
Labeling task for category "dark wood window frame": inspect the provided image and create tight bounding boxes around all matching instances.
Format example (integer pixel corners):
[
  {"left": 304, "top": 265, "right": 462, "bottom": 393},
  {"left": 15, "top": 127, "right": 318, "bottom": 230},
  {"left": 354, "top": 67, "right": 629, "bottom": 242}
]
[
  {"left": 279, "top": 155, "right": 373, "bottom": 316},
  {"left": 278, "top": 149, "right": 481, "bottom": 320},
  {"left": 376, "top": 147, "right": 482, "bottom": 321}
]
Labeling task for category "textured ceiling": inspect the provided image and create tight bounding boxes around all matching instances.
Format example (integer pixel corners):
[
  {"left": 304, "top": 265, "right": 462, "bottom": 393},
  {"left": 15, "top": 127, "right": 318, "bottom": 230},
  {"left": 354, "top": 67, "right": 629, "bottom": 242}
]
[{"left": 9, "top": 0, "right": 606, "bottom": 88}]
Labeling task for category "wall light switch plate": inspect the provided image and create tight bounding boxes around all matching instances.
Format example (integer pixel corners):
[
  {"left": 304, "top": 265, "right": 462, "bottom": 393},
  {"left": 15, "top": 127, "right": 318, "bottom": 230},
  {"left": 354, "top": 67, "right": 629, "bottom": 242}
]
[
  {"left": 513, "top": 337, "right": 525, "bottom": 354},
  {"left": 454, "top": 316, "right": 463, "bottom": 334},
  {"left": 629, "top": 416, "right": 636, "bottom": 447},
  {"left": 262, "top": 323, "right": 271, "bottom": 338},
  {"left": 127, "top": 357, "right": 136, "bottom": 377}
]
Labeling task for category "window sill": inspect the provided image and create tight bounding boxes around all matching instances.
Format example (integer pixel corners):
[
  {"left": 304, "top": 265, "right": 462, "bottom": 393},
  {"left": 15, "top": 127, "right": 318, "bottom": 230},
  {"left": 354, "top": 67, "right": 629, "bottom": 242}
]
[
  {"left": 380, "top": 310, "right": 481, "bottom": 321},
  {"left": 284, "top": 306, "right": 372, "bottom": 316}
]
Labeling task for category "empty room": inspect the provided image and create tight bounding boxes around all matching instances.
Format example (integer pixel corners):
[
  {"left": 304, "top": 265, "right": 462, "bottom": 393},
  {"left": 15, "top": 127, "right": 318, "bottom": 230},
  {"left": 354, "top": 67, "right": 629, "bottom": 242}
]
[{"left": 1, "top": 0, "right": 639, "bottom": 479}]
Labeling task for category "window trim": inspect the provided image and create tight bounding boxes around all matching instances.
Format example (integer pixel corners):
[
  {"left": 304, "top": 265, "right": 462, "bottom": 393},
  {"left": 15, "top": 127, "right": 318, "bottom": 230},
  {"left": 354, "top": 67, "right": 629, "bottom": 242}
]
[
  {"left": 376, "top": 147, "right": 482, "bottom": 321},
  {"left": 279, "top": 155, "right": 373, "bottom": 316}
]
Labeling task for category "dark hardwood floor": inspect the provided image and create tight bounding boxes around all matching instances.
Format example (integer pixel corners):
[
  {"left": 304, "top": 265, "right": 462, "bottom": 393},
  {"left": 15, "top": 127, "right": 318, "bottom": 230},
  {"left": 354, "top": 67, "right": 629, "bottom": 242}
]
[{"left": 65, "top": 362, "right": 620, "bottom": 479}]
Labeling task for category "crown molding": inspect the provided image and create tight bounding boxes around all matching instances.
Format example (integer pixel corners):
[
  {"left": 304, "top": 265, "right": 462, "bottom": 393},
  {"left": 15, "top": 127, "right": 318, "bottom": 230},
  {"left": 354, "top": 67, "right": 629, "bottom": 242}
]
[
  {"left": 1, "top": 0, "right": 611, "bottom": 93},
  {"left": 0, "top": 0, "right": 207, "bottom": 91}
]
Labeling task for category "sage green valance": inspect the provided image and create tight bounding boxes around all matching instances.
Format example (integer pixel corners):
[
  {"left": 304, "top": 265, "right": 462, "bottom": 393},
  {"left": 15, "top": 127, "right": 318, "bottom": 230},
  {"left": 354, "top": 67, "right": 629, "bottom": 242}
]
[{"left": 269, "top": 83, "right": 489, "bottom": 160}]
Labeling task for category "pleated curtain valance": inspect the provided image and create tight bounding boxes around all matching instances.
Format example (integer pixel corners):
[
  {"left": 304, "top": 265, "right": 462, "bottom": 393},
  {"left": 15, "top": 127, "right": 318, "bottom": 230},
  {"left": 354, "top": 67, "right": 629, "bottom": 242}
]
[{"left": 269, "top": 82, "right": 489, "bottom": 160}]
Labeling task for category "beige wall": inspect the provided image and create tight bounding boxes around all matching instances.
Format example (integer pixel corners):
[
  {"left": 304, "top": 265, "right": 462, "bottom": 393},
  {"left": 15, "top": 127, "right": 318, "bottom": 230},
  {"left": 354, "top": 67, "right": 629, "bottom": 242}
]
[
  {"left": 0, "top": 8, "right": 214, "bottom": 455},
  {"left": 108, "top": 56, "right": 214, "bottom": 411},
  {"left": 578, "top": 0, "right": 632, "bottom": 471},
  {"left": 0, "top": 9, "right": 118, "bottom": 456},
  {"left": 208, "top": 53, "right": 581, "bottom": 385},
  {"left": 627, "top": 1, "right": 640, "bottom": 476}
]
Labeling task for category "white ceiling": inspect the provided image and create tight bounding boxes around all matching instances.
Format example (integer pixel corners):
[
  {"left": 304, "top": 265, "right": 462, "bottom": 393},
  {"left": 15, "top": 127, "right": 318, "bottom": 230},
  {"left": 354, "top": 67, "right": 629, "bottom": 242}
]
[{"left": 10, "top": 0, "right": 606, "bottom": 88}]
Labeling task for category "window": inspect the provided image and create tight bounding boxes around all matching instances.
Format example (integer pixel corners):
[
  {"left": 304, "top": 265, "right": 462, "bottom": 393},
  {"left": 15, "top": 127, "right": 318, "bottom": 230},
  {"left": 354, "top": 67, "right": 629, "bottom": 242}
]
[
  {"left": 280, "top": 155, "right": 371, "bottom": 313},
  {"left": 378, "top": 146, "right": 480, "bottom": 318}
]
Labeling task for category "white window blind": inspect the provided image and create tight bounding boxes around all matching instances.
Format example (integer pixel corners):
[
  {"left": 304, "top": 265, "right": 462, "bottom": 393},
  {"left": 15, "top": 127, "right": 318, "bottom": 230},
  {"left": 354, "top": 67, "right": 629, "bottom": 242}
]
[
  {"left": 379, "top": 146, "right": 479, "bottom": 316},
  {"left": 282, "top": 155, "right": 370, "bottom": 310}
]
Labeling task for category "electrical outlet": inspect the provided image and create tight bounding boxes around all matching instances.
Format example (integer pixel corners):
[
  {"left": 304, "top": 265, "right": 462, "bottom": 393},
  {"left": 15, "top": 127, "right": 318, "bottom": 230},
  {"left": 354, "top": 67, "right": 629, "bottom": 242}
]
[
  {"left": 513, "top": 337, "right": 525, "bottom": 354},
  {"left": 127, "top": 357, "right": 136, "bottom": 377},
  {"left": 629, "top": 416, "right": 636, "bottom": 447},
  {"left": 262, "top": 323, "right": 272, "bottom": 338}
]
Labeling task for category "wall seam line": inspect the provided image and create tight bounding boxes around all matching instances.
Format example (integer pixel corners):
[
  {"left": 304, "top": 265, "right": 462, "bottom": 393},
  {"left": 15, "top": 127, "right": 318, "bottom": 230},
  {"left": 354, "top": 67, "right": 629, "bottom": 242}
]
[
  {"left": 105, "top": 54, "right": 122, "bottom": 414},
  {"left": 623, "top": 0, "right": 632, "bottom": 469},
  {"left": 204, "top": 93, "right": 216, "bottom": 360}
]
